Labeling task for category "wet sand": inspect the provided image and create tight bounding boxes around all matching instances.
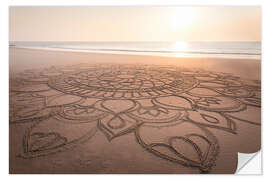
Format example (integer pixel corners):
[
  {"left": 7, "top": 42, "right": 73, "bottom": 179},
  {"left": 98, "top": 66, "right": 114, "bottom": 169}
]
[
  {"left": 9, "top": 47, "right": 261, "bottom": 174},
  {"left": 10, "top": 47, "right": 261, "bottom": 78}
]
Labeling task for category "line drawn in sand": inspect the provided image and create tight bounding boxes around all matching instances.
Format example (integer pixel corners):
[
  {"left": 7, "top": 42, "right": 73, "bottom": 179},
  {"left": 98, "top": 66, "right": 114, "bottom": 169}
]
[{"left": 9, "top": 64, "right": 261, "bottom": 173}]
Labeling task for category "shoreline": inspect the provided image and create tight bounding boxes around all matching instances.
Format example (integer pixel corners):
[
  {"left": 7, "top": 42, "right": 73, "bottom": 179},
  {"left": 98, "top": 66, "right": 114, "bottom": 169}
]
[
  {"left": 11, "top": 46, "right": 261, "bottom": 61},
  {"left": 9, "top": 47, "right": 261, "bottom": 80}
]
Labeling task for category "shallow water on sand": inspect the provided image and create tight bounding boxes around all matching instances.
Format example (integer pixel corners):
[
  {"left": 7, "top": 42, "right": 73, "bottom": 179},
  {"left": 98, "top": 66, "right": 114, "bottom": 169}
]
[{"left": 10, "top": 41, "right": 261, "bottom": 59}]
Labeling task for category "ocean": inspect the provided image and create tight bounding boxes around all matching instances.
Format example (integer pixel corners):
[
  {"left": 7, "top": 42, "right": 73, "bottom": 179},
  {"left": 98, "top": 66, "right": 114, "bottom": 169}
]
[{"left": 10, "top": 41, "right": 261, "bottom": 60}]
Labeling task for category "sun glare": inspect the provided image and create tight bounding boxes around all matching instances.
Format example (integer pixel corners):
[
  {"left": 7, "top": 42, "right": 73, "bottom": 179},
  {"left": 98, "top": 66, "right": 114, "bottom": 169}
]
[
  {"left": 170, "top": 8, "right": 196, "bottom": 31},
  {"left": 172, "top": 42, "right": 188, "bottom": 52}
]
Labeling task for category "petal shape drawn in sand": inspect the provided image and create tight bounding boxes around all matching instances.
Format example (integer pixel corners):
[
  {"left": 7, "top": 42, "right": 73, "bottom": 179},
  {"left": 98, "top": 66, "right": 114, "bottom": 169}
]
[
  {"left": 98, "top": 113, "right": 142, "bottom": 141},
  {"left": 46, "top": 94, "right": 83, "bottom": 107},
  {"left": 20, "top": 118, "right": 98, "bottom": 158},
  {"left": 135, "top": 121, "right": 219, "bottom": 173},
  {"left": 187, "top": 110, "right": 236, "bottom": 133}
]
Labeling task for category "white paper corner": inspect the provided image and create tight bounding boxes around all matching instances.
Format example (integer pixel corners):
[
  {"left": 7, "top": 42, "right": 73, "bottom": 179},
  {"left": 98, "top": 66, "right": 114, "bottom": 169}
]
[{"left": 236, "top": 150, "right": 262, "bottom": 174}]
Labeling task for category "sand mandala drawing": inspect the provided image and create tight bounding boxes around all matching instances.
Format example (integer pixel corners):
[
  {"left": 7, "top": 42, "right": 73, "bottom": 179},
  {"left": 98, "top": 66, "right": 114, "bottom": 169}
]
[{"left": 9, "top": 64, "right": 261, "bottom": 173}]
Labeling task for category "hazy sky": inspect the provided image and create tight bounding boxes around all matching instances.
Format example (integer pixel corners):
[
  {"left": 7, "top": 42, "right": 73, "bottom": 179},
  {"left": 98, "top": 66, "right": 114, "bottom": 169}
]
[{"left": 9, "top": 6, "right": 261, "bottom": 42}]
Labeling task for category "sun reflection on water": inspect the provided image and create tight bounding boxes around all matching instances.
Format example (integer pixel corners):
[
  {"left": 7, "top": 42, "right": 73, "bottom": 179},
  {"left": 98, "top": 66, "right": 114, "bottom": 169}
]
[{"left": 172, "top": 42, "right": 188, "bottom": 52}]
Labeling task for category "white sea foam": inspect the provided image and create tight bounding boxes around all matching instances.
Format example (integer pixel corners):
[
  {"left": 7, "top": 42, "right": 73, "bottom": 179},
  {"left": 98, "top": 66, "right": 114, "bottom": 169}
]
[{"left": 10, "top": 41, "right": 261, "bottom": 59}]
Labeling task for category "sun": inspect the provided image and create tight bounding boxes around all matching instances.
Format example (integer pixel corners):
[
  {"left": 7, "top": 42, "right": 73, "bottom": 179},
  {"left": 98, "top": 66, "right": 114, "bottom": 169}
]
[{"left": 170, "top": 7, "right": 196, "bottom": 31}]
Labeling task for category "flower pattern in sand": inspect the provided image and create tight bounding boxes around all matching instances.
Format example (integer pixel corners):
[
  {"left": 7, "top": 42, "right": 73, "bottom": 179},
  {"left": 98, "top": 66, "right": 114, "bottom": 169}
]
[{"left": 9, "top": 64, "right": 261, "bottom": 173}]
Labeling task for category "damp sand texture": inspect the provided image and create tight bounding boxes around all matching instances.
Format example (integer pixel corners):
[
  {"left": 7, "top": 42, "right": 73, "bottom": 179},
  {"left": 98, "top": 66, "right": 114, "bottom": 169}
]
[{"left": 9, "top": 47, "right": 261, "bottom": 174}]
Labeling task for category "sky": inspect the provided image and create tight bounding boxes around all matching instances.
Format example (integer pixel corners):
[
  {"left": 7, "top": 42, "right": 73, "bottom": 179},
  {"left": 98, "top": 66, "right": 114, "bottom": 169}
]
[{"left": 9, "top": 6, "right": 261, "bottom": 42}]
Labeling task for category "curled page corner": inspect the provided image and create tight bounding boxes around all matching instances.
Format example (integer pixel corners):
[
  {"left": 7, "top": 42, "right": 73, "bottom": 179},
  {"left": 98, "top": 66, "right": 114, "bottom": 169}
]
[{"left": 236, "top": 151, "right": 261, "bottom": 174}]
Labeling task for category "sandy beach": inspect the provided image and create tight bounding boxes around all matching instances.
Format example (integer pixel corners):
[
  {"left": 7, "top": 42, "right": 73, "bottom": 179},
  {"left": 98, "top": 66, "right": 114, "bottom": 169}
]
[
  {"left": 10, "top": 47, "right": 261, "bottom": 79},
  {"left": 9, "top": 47, "right": 261, "bottom": 174}
]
